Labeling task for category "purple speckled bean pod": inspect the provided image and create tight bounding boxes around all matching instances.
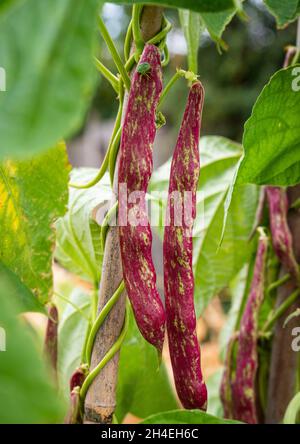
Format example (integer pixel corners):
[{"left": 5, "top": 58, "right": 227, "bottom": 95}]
[
  {"left": 163, "top": 82, "right": 207, "bottom": 410},
  {"left": 118, "top": 44, "right": 165, "bottom": 354},
  {"left": 231, "top": 230, "right": 268, "bottom": 423},
  {"left": 266, "top": 187, "right": 299, "bottom": 281}
]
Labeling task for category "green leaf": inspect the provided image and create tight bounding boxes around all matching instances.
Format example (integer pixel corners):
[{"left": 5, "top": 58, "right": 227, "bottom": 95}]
[
  {"left": 55, "top": 169, "right": 112, "bottom": 285},
  {"left": 109, "top": 1, "right": 236, "bottom": 14},
  {"left": 0, "top": 143, "right": 70, "bottom": 304},
  {"left": 57, "top": 287, "right": 91, "bottom": 397},
  {"left": 116, "top": 307, "right": 178, "bottom": 422},
  {"left": 0, "top": 0, "right": 98, "bottom": 159},
  {"left": 200, "top": 9, "right": 236, "bottom": 47},
  {"left": 0, "top": 262, "right": 45, "bottom": 314},
  {"left": 140, "top": 409, "right": 242, "bottom": 424},
  {"left": 150, "top": 136, "right": 259, "bottom": 314},
  {"left": 283, "top": 392, "right": 300, "bottom": 424},
  {"left": 0, "top": 272, "right": 66, "bottom": 423},
  {"left": 236, "top": 66, "right": 300, "bottom": 187},
  {"left": 264, "top": 0, "right": 299, "bottom": 27},
  {"left": 179, "top": 10, "right": 204, "bottom": 73}
]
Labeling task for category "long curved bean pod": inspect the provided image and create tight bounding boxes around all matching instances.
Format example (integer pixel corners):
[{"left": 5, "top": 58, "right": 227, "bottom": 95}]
[
  {"left": 232, "top": 230, "right": 268, "bottom": 424},
  {"left": 163, "top": 81, "right": 207, "bottom": 410},
  {"left": 118, "top": 44, "right": 165, "bottom": 353}
]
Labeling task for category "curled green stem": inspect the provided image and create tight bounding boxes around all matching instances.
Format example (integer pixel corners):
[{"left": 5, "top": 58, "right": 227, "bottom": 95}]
[
  {"left": 147, "top": 17, "right": 172, "bottom": 46},
  {"left": 80, "top": 302, "right": 129, "bottom": 401},
  {"left": 109, "top": 127, "right": 122, "bottom": 185},
  {"left": 132, "top": 5, "right": 144, "bottom": 60},
  {"left": 124, "top": 19, "right": 133, "bottom": 62},
  {"left": 97, "top": 15, "right": 131, "bottom": 90},
  {"left": 161, "top": 44, "right": 170, "bottom": 67},
  {"left": 262, "top": 288, "right": 300, "bottom": 334},
  {"left": 94, "top": 57, "right": 119, "bottom": 93},
  {"left": 267, "top": 273, "right": 291, "bottom": 296},
  {"left": 69, "top": 81, "right": 124, "bottom": 190},
  {"left": 85, "top": 280, "right": 125, "bottom": 366},
  {"left": 69, "top": 147, "right": 110, "bottom": 189},
  {"left": 125, "top": 53, "right": 136, "bottom": 72},
  {"left": 159, "top": 69, "right": 198, "bottom": 108}
]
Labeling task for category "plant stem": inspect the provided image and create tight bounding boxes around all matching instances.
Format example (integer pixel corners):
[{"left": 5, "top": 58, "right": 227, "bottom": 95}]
[
  {"left": 85, "top": 280, "right": 125, "bottom": 366},
  {"left": 132, "top": 5, "right": 144, "bottom": 59},
  {"left": 80, "top": 303, "right": 129, "bottom": 401},
  {"left": 159, "top": 69, "right": 198, "bottom": 107},
  {"left": 94, "top": 58, "right": 119, "bottom": 93},
  {"left": 97, "top": 15, "right": 131, "bottom": 90},
  {"left": 262, "top": 288, "right": 300, "bottom": 333},
  {"left": 267, "top": 273, "right": 291, "bottom": 296},
  {"left": 124, "top": 20, "right": 133, "bottom": 61},
  {"left": 159, "top": 70, "right": 184, "bottom": 107}
]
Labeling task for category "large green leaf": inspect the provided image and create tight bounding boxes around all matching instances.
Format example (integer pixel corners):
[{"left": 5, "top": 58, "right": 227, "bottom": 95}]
[
  {"left": 141, "top": 409, "right": 241, "bottom": 424},
  {"left": 236, "top": 66, "right": 300, "bottom": 187},
  {"left": 0, "top": 0, "right": 98, "bottom": 159},
  {"left": 116, "top": 307, "right": 178, "bottom": 422},
  {"left": 0, "top": 262, "right": 45, "bottom": 314},
  {"left": 150, "top": 136, "right": 259, "bottom": 314},
  {"left": 109, "top": 1, "right": 236, "bottom": 14},
  {"left": 55, "top": 169, "right": 112, "bottom": 285},
  {"left": 56, "top": 287, "right": 91, "bottom": 397},
  {"left": 0, "top": 143, "right": 70, "bottom": 304},
  {"left": 179, "top": 10, "right": 204, "bottom": 73},
  {"left": 264, "top": 0, "right": 299, "bottom": 27},
  {"left": 0, "top": 272, "right": 66, "bottom": 423}
]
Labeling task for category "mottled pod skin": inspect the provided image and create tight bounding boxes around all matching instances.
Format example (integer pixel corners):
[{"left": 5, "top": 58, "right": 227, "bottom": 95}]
[
  {"left": 232, "top": 232, "right": 268, "bottom": 424},
  {"left": 163, "top": 82, "right": 207, "bottom": 410},
  {"left": 266, "top": 187, "right": 299, "bottom": 281},
  {"left": 118, "top": 44, "right": 165, "bottom": 353}
]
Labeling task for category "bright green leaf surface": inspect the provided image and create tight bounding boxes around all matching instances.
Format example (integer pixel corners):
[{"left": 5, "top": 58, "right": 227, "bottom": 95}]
[
  {"left": 236, "top": 66, "right": 300, "bottom": 187},
  {"left": 0, "top": 275, "right": 66, "bottom": 423},
  {"left": 55, "top": 169, "right": 112, "bottom": 286},
  {"left": 0, "top": 0, "right": 98, "bottom": 159},
  {"left": 0, "top": 143, "right": 70, "bottom": 304},
  {"left": 141, "top": 409, "right": 241, "bottom": 424}
]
